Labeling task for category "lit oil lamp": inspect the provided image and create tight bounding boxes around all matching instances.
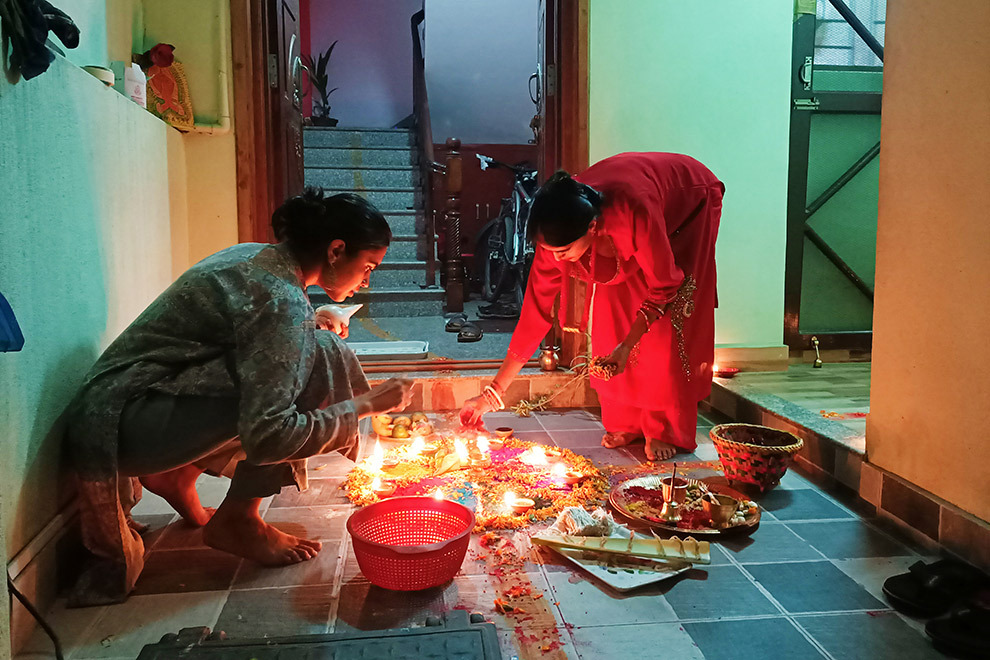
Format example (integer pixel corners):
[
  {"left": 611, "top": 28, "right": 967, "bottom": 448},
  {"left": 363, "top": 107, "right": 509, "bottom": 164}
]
[
  {"left": 433, "top": 487, "right": 445, "bottom": 500},
  {"left": 504, "top": 490, "right": 534, "bottom": 515},
  {"left": 712, "top": 363, "right": 739, "bottom": 378},
  {"left": 563, "top": 469, "right": 584, "bottom": 486},
  {"left": 408, "top": 437, "right": 426, "bottom": 458},
  {"left": 470, "top": 435, "right": 492, "bottom": 467},
  {"left": 551, "top": 462, "right": 567, "bottom": 484},
  {"left": 520, "top": 445, "right": 548, "bottom": 466},
  {"left": 420, "top": 442, "right": 440, "bottom": 457},
  {"left": 371, "top": 476, "right": 395, "bottom": 498},
  {"left": 454, "top": 438, "right": 470, "bottom": 466},
  {"left": 369, "top": 439, "right": 385, "bottom": 473}
]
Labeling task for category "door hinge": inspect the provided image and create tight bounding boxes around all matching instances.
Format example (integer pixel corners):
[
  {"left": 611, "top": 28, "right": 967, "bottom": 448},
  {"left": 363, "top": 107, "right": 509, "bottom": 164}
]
[
  {"left": 793, "top": 98, "right": 820, "bottom": 111},
  {"left": 267, "top": 54, "right": 278, "bottom": 88},
  {"left": 546, "top": 64, "right": 556, "bottom": 97}
]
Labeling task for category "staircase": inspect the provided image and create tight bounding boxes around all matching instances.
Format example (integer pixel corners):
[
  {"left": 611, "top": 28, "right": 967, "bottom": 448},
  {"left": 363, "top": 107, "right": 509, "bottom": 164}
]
[{"left": 303, "top": 127, "right": 444, "bottom": 317}]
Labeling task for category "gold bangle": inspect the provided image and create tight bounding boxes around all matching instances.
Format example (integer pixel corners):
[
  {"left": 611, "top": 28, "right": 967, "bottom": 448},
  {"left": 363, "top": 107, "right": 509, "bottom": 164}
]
[{"left": 483, "top": 385, "right": 505, "bottom": 411}]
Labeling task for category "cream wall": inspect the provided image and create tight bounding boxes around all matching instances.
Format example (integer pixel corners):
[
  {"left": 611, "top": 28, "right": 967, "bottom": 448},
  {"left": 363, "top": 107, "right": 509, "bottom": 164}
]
[
  {"left": 144, "top": 0, "right": 239, "bottom": 267},
  {"left": 868, "top": 0, "right": 990, "bottom": 521},
  {"left": 588, "top": 0, "right": 792, "bottom": 350}
]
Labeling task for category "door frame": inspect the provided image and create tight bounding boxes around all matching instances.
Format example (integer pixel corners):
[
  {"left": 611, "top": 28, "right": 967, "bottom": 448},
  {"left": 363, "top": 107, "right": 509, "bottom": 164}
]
[{"left": 784, "top": 10, "right": 881, "bottom": 352}]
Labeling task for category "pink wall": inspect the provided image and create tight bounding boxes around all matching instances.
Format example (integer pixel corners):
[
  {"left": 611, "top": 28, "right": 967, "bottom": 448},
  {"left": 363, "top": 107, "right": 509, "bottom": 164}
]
[{"left": 306, "top": 0, "right": 422, "bottom": 128}]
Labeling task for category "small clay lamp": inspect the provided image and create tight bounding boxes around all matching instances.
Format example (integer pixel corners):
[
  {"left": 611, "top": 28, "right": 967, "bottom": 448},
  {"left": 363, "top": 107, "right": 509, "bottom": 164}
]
[
  {"left": 504, "top": 491, "right": 534, "bottom": 515},
  {"left": 420, "top": 442, "right": 440, "bottom": 457},
  {"left": 563, "top": 469, "right": 584, "bottom": 486},
  {"left": 712, "top": 363, "right": 739, "bottom": 378},
  {"left": 382, "top": 456, "right": 400, "bottom": 469},
  {"left": 371, "top": 477, "right": 395, "bottom": 498}
]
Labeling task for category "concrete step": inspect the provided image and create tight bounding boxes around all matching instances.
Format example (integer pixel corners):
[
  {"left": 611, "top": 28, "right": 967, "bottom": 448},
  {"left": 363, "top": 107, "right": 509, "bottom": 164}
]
[
  {"left": 304, "top": 146, "right": 417, "bottom": 168},
  {"left": 309, "top": 286, "right": 444, "bottom": 317},
  {"left": 305, "top": 187, "right": 420, "bottom": 211},
  {"left": 387, "top": 235, "right": 435, "bottom": 261},
  {"left": 305, "top": 166, "right": 418, "bottom": 189},
  {"left": 384, "top": 212, "right": 422, "bottom": 235},
  {"left": 370, "top": 260, "right": 429, "bottom": 288},
  {"left": 304, "top": 127, "right": 414, "bottom": 148}
]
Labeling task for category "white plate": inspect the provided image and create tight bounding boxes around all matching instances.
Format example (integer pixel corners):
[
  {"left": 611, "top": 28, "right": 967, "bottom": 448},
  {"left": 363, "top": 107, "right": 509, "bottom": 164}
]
[{"left": 550, "top": 543, "right": 693, "bottom": 592}]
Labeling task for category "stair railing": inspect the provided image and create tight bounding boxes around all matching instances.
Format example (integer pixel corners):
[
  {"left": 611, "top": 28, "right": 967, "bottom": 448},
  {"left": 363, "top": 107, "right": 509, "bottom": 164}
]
[{"left": 411, "top": 9, "right": 441, "bottom": 290}]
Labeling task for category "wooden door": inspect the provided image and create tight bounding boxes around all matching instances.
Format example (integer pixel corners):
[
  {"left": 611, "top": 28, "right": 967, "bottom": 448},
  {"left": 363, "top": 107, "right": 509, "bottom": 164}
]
[{"left": 268, "top": 0, "right": 305, "bottom": 212}]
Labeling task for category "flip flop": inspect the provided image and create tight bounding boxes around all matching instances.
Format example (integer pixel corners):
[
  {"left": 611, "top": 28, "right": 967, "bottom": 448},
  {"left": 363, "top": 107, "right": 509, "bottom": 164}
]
[
  {"left": 926, "top": 599, "right": 990, "bottom": 659},
  {"left": 882, "top": 559, "right": 989, "bottom": 618},
  {"left": 444, "top": 312, "right": 468, "bottom": 332},
  {"left": 478, "top": 302, "right": 520, "bottom": 319},
  {"left": 457, "top": 322, "right": 483, "bottom": 343}
]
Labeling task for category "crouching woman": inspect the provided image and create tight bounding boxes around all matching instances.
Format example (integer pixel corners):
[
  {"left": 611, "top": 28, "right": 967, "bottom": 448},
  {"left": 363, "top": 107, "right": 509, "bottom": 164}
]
[{"left": 64, "top": 190, "right": 412, "bottom": 606}]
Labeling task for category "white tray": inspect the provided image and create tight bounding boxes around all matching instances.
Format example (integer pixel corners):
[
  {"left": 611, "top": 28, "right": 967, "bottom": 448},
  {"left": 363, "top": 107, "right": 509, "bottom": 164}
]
[
  {"left": 551, "top": 544, "right": 693, "bottom": 592},
  {"left": 348, "top": 341, "right": 429, "bottom": 362}
]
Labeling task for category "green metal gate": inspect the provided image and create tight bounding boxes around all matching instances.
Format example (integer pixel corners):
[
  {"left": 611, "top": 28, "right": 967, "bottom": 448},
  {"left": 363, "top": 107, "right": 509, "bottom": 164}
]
[{"left": 785, "top": 0, "right": 885, "bottom": 350}]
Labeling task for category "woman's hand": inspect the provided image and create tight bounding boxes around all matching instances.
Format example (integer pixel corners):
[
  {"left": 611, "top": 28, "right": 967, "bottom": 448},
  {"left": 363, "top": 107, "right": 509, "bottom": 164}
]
[
  {"left": 601, "top": 343, "right": 632, "bottom": 376},
  {"left": 356, "top": 378, "right": 414, "bottom": 416},
  {"left": 459, "top": 394, "right": 494, "bottom": 429},
  {"left": 315, "top": 304, "right": 361, "bottom": 338}
]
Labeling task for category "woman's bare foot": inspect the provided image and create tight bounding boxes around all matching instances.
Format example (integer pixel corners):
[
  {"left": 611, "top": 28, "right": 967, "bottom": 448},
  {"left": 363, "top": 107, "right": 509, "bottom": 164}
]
[
  {"left": 644, "top": 438, "right": 678, "bottom": 462},
  {"left": 203, "top": 497, "right": 321, "bottom": 566},
  {"left": 602, "top": 431, "right": 640, "bottom": 448},
  {"left": 140, "top": 464, "right": 214, "bottom": 527}
]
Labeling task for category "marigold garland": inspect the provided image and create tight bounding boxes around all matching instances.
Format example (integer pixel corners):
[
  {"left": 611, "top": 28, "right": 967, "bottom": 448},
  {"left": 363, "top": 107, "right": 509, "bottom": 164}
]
[{"left": 344, "top": 436, "right": 609, "bottom": 530}]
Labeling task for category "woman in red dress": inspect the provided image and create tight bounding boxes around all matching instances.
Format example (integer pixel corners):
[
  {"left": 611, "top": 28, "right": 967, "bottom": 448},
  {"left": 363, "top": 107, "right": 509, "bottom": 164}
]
[{"left": 460, "top": 152, "right": 723, "bottom": 461}]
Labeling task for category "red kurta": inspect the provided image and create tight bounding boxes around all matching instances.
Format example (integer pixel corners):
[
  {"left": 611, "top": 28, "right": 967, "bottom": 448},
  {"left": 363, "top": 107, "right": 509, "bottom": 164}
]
[{"left": 507, "top": 152, "right": 723, "bottom": 450}]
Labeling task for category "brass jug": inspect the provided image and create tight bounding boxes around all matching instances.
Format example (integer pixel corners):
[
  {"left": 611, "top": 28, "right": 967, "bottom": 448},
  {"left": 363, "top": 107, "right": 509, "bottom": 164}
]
[{"left": 539, "top": 346, "right": 560, "bottom": 372}]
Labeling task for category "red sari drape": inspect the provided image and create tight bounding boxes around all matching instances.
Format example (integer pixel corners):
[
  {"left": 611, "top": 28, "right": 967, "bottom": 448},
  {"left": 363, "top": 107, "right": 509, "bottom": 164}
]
[{"left": 507, "top": 152, "right": 723, "bottom": 449}]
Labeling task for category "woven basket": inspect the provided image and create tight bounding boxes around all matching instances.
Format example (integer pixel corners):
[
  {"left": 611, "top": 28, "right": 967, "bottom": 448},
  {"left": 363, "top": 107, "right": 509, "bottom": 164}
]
[{"left": 710, "top": 424, "right": 804, "bottom": 492}]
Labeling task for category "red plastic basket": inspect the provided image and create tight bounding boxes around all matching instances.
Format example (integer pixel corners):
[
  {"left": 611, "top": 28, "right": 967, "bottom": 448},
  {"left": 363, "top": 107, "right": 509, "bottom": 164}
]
[{"left": 346, "top": 496, "right": 475, "bottom": 591}]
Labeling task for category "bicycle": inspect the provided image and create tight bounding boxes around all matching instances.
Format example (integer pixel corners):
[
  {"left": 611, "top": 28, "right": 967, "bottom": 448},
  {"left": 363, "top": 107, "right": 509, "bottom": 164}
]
[{"left": 474, "top": 153, "right": 538, "bottom": 316}]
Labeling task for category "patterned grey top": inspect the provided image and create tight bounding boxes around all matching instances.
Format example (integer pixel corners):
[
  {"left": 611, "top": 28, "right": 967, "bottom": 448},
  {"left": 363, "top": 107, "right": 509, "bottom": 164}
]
[{"left": 66, "top": 241, "right": 365, "bottom": 477}]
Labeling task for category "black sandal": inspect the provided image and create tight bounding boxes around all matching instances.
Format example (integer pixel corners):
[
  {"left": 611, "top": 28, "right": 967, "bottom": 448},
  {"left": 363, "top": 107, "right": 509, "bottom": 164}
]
[
  {"left": 457, "top": 322, "right": 483, "bottom": 343},
  {"left": 444, "top": 312, "right": 468, "bottom": 332},
  {"left": 882, "top": 560, "right": 989, "bottom": 618},
  {"left": 926, "top": 598, "right": 990, "bottom": 659}
]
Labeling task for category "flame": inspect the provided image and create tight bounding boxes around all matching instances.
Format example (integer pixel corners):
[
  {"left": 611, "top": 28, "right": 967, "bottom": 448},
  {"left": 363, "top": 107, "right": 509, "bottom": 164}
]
[
  {"left": 369, "top": 439, "right": 384, "bottom": 472},
  {"left": 551, "top": 462, "right": 567, "bottom": 479},
  {"left": 520, "top": 445, "right": 548, "bottom": 466},
  {"left": 409, "top": 437, "right": 425, "bottom": 457},
  {"left": 454, "top": 438, "right": 469, "bottom": 463},
  {"left": 504, "top": 491, "right": 517, "bottom": 507},
  {"left": 371, "top": 476, "right": 382, "bottom": 490},
  {"left": 433, "top": 487, "right": 445, "bottom": 500},
  {"left": 476, "top": 435, "right": 490, "bottom": 454}
]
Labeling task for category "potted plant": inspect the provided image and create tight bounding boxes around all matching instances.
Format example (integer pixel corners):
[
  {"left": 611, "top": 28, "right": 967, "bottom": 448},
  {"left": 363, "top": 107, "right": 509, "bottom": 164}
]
[{"left": 302, "top": 41, "right": 339, "bottom": 126}]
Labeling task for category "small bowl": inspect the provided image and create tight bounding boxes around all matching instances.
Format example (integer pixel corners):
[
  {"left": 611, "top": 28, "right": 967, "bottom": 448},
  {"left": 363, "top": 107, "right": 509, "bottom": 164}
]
[
  {"left": 471, "top": 455, "right": 492, "bottom": 468},
  {"left": 660, "top": 477, "right": 688, "bottom": 504},
  {"left": 494, "top": 427, "right": 514, "bottom": 439},
  {"left": 382, "top": 457, "right": 400, "bottom": 469},
  {"left": 563, "top": 470, "right": 584, "bottom": 485},
  {"left": 372, "top": 482, "right": 397, "bottom": 498},
  {"left": 509, "top": 498, "right": 535, "bottom": 515},
  {"left": 713, "top": 366, "right": 740, "bottom": 378},
  {"left": 702, "top": 494, "right": 738, "bottom": 527},
  {"left": 420, "top": 443, "right": 440, "bottom": 457}
]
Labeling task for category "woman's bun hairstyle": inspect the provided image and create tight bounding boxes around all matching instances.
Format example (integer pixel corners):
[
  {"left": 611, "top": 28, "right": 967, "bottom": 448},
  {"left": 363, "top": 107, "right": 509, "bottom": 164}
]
[
  {"left": 527, "top": 170, "right": 604, "bottom": 247},
  {"left": 272, "top": 188, "right": 391, "bottom": 267}
]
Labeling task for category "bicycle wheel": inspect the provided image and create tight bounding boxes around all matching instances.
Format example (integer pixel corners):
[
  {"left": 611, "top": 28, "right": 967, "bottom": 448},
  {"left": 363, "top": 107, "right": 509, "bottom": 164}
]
[{"left": 477, "top": 215, "right": 509, "bottom": 302}]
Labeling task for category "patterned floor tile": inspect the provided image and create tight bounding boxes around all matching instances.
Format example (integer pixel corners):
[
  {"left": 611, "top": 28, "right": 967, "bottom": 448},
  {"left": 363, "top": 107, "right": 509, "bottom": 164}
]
[
  {"left": 661, "top": 565, "right": 779, "bottom": 619},
  {"left": 684, "top": 618, "right": 826, "bottom": 659},
  {"left": 447, "top": 572, "right": 558, "bottom": 631},
  {"left": 717, "top": 523, "right": 825, "bottom": 564},
  {"left": 758, "top": 489, "right": 854, "bottom": 521},
  {"left": 333, "top": 579, "right": 449, "bottom": 633},
  {"left": 270, "top": 478, "right": 349, "bottom": 507},
  {"left": 796, "top": 611, "right": 945, "bottom": 660},
  {"left": 746, "top": 561, "right": 885, "bottom": 613},
  {"left": 545, "top": 570, "right": 678, "bottom": 626},
  {"left": 72, "top": 591, "right": 227, "bottom": 659},
  {"left": 231, "top": 539, "right": 344, "bottom": 590},
  {"left": 536, "top": 409, "right": 604, "bottom": 431},
  {"left": 133, "top": 548, "right": 241, "bottom": 595},
  {"left": 568, "top": 446, "right": 639, "bottom": 467},
  {"left": 548, "top": 428, "right": 607, "bottom": 449},
  {"left": 788, "top": 520, "right": 915, "bottom": 559},
  {"left": 569, "top": 622, "right": 704, "bottom": 660},
  {"left": 481, "top": 411, "right": 545, "bottom": 432},
  {"left": 262, "top": 505, "right": 350, "bottom": 541},
  {"left": 216, "top": 585, "right": 333, "bottom": 638},
  {"left": 498, "top": 626, "right": 579, "bottom": 659}
]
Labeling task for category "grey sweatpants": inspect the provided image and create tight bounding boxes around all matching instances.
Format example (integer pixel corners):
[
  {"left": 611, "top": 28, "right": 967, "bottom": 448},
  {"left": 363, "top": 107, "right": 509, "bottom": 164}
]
[{"left": 117, "top": 393, "right": 297, "bottom": 499}]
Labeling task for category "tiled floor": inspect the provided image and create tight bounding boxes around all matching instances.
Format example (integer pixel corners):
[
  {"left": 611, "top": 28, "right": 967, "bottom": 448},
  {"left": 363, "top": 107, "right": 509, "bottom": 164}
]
[
  {"left": 731, "top": 363, "right": 871, "bottom": 436},
  {"left": 18, "top": 407, "right": 950, "bottom": 660}
]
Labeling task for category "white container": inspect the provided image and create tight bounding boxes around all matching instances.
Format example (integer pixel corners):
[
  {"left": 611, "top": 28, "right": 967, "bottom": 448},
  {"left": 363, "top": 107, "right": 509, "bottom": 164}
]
[{"left": 110, "top": 62, "right": 147, "bottom": 108}]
